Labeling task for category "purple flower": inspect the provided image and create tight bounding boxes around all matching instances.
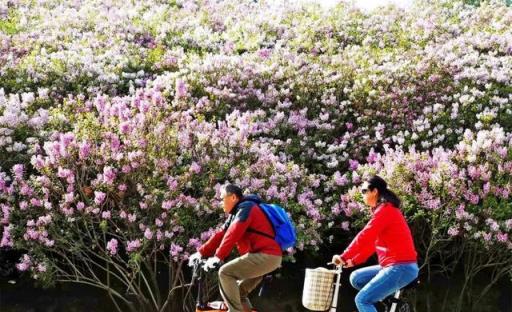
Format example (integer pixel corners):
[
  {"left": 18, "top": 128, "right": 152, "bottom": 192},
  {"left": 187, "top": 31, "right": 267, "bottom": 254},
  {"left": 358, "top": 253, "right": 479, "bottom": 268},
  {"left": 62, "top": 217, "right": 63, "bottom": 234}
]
[
  {"left": 12, "top": 164, "right": 24, "bottom": 179},
  {"left": 169, "top": 243, "right": 183, "bottom": 260},
  {"left": 1, "top": 204, "right": 10, "bottom": 224},
  {"left": 258, "top": 48, "right": 271, "bottom": 59},
  {"left": 119, "top": 121, "right": 132, "bottom": 134},
  {"left": 175, "top": 79, "right": 188, "bottom": 98},
  {"left": 188, "top": 238, "right": 201, "bottom": 249},
  {"left": 333, "top": 171, "right": 348, "bottom": 186},
  {"left": 349, "top": 159, "right": 359, "bottom": 171}
]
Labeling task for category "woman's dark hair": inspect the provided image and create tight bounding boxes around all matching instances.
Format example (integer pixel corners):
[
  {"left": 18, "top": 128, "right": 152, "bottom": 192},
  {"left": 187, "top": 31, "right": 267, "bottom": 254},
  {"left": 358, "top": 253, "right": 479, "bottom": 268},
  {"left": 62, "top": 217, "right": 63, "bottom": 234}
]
[
  {"left": 223, "top": 184, "right": 243, "bottom": 199},
  {"left": 367, "top": 175, "right": 401, "bottom": 208}
]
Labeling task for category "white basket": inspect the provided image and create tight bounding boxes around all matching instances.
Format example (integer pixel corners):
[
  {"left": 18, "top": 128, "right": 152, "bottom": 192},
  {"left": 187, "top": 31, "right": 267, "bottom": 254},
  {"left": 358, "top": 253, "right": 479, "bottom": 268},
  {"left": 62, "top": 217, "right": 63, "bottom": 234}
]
[{"left": 302, "top": 267, "right": 337, "bottom": 311}]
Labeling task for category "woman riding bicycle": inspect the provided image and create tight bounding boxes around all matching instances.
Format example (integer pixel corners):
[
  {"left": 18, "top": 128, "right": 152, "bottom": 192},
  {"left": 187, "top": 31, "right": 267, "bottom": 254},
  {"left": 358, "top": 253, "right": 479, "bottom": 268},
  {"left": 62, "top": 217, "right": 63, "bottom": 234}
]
[{"left": 332, "top": 175, "right": 418, "bottom": 312}]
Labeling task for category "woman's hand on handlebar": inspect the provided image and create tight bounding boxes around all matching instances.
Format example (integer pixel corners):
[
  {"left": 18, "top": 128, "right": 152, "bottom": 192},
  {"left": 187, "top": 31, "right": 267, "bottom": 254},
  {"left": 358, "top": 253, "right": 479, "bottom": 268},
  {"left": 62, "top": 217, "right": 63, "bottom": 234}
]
[{"left": 331, "top": 255, "right": 354, "bottom": 268}]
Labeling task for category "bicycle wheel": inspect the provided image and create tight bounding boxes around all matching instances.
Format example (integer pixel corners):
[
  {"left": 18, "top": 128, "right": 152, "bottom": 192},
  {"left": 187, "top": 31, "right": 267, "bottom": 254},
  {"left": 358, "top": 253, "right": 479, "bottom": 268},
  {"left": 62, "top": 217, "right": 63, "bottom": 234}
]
[{"left": 397, "top": 301, "right": 413, "bottom": 312}]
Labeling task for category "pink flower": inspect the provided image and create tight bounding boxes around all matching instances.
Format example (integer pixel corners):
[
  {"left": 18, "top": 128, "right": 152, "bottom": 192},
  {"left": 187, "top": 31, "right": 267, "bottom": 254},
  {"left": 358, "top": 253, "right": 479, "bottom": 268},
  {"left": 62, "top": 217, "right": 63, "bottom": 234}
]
[
  {"left": 94, "top": 191, "right": 106, "bottom": 205},
  {"left": 77, "top": 202, "right": 85, "bottom": 211},
  {"left": 78, "top": 141, "right": 91, "bottom": 159},
  {"left": 64, "top": 192, "right": 74, "bottom": 203},
  {"left": 107, "top": 238, "right": 119, "bottom": 256},
  {"left": 162, "top": 200, "right": 174, "bottom": 210},
  {"left": 189, "top": 162, "right": 201, "bottom": 174},
  {"left": 448, "top": 227, "right": 459, "bottom": 237},
  {"left": 1, "top": 225, "right": 13, "bottom": 247},
  {"left": 144, "top": 228, "right": 153, "bottom": 240},
  {"left": 496, "top": 233, "right": 508, "bottom": 243},
  {"left": 37, "top": 263, "right": 47, "bottom": 273},
  {"left": 121, "top": 165, "right": 131, "bottom": 174},
  {"left": 102, "top": 211, "right": 111, "bottom": 219},
  {"left": 30, "top": 198, "right": 42, "bottom": 207},
  {"left": 102, "top": 167, "right": 116, "bottom": 185},
  {"left": 258, "top": 48, "right": 271, "bottom": 59},
  {"left": 128, "top": 213, "right": 137, "bottom": 223},
  {"left": 167, "top": 177, "right": 178, "bottom": 191},
  {"left": 16, "top": 254, "right": 32, "bottom": 271},
  {"left": 126, "top": 239, "right": 141, "bottom": 252}
]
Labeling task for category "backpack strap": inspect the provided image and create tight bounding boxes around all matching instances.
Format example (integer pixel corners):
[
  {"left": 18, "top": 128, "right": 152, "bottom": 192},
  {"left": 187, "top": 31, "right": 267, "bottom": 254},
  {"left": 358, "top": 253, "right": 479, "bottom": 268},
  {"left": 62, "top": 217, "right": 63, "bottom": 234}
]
[
  {"left": 247, "top": 228, "right": 274, "bottom": 239},
  {"left": 246, "top": 203, "right": 276, "bottom": 240}
]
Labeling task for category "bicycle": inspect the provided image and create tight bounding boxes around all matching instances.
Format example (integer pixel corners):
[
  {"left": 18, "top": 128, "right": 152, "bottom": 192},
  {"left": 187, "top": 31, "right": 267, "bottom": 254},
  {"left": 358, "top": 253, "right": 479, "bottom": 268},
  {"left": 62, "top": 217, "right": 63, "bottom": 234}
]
[
  {"left": 187, "top": 258, "right": 267, "bottom": 312},
  {"left": 379, "top": 277, "right": 419, "bottom": 312},
  {"left": 302, "top": 263, "right": 419, "bottom": 312}
]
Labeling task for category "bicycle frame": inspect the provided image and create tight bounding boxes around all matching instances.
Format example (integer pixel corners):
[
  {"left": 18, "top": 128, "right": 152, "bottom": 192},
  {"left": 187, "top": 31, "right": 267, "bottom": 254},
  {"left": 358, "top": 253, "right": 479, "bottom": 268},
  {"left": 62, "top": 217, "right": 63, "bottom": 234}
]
[
  {"left": 190, "top": 260, "right": 258, "bottom": 312},
  {"left": 328, "top": 263, "right": 343, "bottom": 312}
]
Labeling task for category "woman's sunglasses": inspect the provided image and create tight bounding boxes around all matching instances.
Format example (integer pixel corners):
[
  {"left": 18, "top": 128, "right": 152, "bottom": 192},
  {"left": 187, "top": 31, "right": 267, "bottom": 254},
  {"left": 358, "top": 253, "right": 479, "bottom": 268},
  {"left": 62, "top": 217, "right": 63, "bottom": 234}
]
[{"left": 361, "top": 188, "right": 369, "bottom": 194}]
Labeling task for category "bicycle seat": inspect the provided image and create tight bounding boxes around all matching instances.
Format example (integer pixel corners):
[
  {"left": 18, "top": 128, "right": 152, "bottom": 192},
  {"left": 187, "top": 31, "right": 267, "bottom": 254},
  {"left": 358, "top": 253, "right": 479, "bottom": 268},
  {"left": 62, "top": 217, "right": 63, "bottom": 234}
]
[{"left": 402, "top": 278, "right": 420, "bottom": 290}]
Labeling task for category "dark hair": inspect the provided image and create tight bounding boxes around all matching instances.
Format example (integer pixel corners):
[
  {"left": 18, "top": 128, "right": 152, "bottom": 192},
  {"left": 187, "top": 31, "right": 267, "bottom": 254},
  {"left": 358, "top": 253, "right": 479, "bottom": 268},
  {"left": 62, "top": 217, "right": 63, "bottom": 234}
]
[
  {"left": 223, "top": 184, "right": 243, "bottom": 199},
  {"left": 367, "top": 175, "right": 401, "bottom": 208}
]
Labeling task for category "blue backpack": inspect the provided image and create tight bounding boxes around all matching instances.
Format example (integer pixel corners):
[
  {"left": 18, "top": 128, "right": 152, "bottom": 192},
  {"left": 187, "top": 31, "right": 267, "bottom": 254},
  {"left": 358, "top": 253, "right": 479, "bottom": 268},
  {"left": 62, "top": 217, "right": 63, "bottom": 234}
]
[{"left": 249, "top": 203, "right": 297, "bottom": 251}]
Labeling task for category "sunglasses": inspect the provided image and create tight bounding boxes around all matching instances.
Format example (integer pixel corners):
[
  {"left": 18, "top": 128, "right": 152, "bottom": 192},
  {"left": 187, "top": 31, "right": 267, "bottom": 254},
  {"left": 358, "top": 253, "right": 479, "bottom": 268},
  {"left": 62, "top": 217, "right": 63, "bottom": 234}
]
[{"left": 361, "top": 188, "right": 370, "bottom": 194}]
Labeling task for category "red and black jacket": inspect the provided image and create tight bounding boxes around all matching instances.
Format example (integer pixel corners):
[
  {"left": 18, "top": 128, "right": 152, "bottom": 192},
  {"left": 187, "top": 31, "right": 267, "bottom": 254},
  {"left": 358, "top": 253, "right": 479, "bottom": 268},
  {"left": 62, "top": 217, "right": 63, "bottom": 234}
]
[{"left": 198, "top": 195, "right": 282, "bottom": 261}]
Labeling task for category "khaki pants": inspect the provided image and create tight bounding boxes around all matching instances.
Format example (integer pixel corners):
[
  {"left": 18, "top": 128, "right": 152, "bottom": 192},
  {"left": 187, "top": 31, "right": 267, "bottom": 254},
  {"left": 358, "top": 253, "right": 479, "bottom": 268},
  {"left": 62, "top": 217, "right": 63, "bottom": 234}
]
[{"left": 218, "top": 253, "right": 282, "bottom": 312}]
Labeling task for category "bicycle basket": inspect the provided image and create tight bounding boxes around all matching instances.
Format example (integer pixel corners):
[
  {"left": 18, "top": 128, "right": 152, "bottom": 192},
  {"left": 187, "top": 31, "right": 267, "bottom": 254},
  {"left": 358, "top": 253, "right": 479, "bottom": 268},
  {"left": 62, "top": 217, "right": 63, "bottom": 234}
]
[{"left": 302, "top": 267, "right": 337, "bottom": 311}]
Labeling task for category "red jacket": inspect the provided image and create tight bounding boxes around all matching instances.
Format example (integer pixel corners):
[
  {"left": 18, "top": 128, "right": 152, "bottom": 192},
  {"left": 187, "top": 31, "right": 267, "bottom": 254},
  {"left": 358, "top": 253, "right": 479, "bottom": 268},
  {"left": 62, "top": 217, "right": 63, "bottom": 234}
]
[
  {"left": 198, "top": 195, "right": 282, "bottom": 261},
  {"left": 341, "top": 202, "right": 417, "bottom": 267}
]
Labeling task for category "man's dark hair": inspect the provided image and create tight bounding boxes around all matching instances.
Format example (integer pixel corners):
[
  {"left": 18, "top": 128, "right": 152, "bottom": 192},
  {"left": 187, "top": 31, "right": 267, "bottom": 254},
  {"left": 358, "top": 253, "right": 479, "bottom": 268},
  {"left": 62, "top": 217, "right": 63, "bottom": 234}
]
[{"left": 223, "top": 184, "right": 243, "bottom": 199}]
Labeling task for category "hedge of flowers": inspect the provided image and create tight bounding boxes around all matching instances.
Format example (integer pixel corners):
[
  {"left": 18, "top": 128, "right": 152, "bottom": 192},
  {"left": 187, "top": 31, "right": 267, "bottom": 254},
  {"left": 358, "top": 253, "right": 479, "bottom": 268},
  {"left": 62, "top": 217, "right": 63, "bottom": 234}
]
[{"left": 1, "top": 0, "right": 511, "bottom": 310}]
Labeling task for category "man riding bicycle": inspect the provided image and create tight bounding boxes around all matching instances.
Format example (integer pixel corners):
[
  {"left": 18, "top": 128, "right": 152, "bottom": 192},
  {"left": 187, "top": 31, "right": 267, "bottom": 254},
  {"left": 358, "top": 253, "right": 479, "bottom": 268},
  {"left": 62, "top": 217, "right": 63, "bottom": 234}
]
[{"left": 188, "top": 184, "right": 282, "bottom": 312}]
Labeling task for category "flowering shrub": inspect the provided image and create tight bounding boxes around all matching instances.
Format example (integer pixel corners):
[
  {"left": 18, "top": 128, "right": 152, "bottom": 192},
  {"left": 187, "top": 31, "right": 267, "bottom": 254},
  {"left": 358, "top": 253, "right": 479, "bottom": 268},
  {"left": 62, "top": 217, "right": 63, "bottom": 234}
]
[
  {"left": 0, "top": 0, "right": 511, "bottom": 311},
  {"left": 337, "top": 126, "right": 512, "bottom": 308},
  {"left": 0, "top": 86, "right": 319, "bottom": 310}
]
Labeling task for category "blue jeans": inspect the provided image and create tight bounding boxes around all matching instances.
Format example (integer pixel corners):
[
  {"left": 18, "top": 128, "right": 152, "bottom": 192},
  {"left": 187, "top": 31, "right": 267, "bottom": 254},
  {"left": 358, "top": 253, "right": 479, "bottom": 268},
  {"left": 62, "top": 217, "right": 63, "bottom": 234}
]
[{"left": 349, "top": 263, "right": 419, "bottom": 312}]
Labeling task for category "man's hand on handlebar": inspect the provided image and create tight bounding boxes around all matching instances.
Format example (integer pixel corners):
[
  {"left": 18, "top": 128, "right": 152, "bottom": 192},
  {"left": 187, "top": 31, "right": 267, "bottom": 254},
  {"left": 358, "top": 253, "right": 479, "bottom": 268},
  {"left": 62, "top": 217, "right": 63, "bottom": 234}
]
[
  {"left": 331, "top": 255, "right": 354, "bottom": 268},
  {"left": 188, "top": 251, "right": 203, "bottom": 267},
  {"left": 203, "top": 256, "right": 222, "bottom": 271}
]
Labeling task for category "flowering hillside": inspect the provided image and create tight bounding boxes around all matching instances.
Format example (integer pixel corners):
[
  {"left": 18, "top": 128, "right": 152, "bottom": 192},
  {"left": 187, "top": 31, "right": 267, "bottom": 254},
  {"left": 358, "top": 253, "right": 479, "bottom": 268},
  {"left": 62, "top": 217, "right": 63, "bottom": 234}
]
[{"left": 0, "top": 0, "right": 511, "bottom": 311}]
